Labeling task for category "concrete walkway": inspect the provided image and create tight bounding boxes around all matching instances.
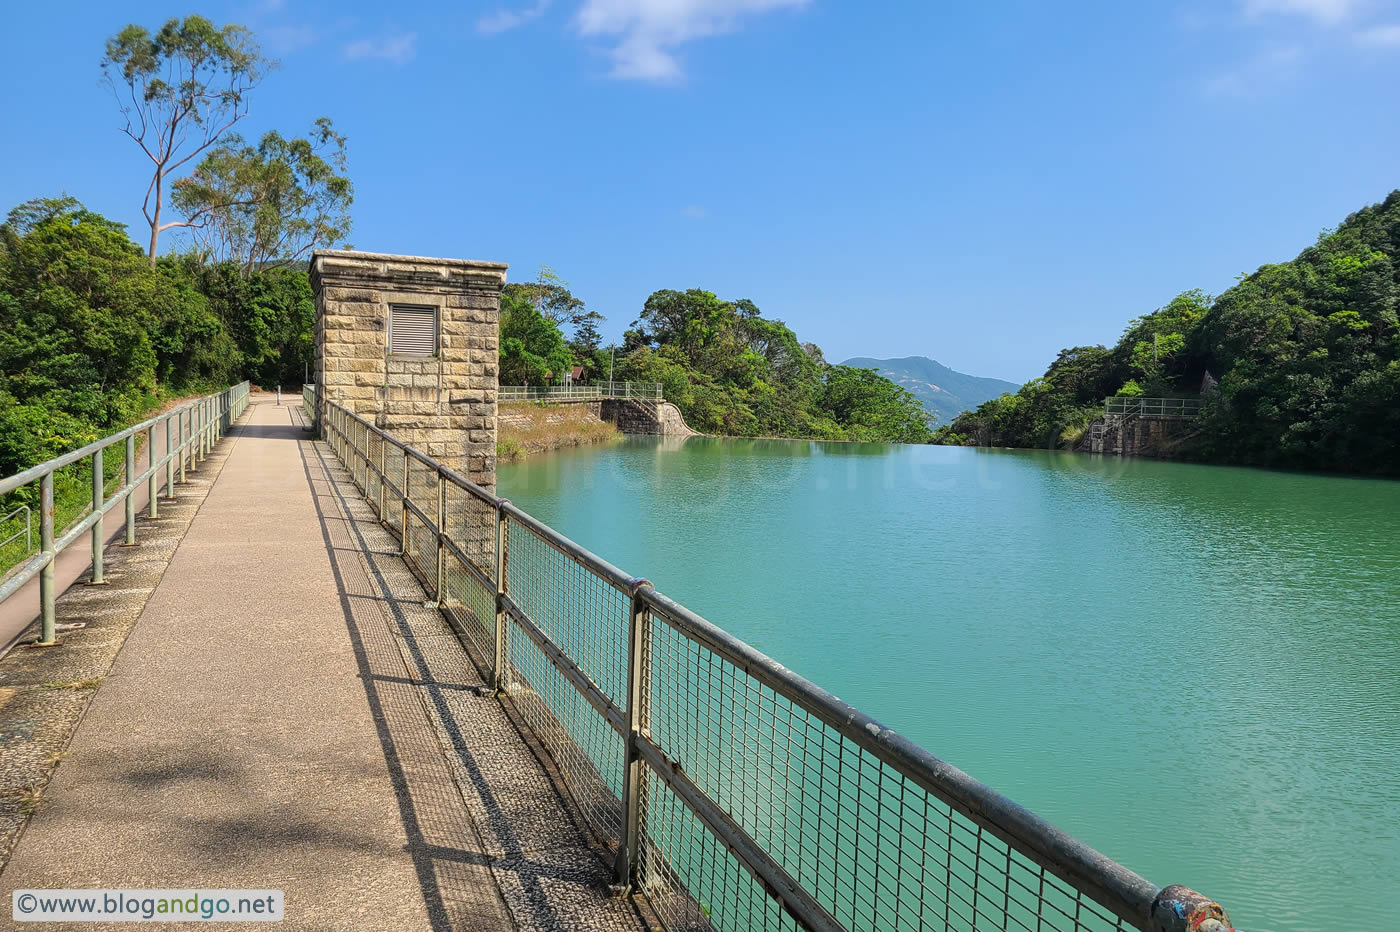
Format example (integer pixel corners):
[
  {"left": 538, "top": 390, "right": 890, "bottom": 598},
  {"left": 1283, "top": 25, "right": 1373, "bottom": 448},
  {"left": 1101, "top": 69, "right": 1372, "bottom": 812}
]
[{"left": 1, "top": 400, "right": 647, "bottom": 931}]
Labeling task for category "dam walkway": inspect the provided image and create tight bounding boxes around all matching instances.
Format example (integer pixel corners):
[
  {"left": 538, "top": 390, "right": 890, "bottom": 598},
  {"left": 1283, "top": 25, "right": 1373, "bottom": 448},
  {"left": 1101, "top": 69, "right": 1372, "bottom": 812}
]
[
  {"left": 0, "top": 399, "right": 646, "bottom": 931},
  {"left": 0, "top": 391, "right": 1238, "bottom": 932}
]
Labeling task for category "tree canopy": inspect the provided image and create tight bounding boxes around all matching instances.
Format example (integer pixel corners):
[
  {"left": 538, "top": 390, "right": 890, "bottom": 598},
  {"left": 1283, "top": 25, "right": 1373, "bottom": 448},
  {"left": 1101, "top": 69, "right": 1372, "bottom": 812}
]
[
  {"left": 935, "top": 190, "right": 1400, "bottom": 474},
  {"left": 102, "top": 16, "right": 271, "bottom": 264},
  {"left": 172, "top": 118, "right": 353, "bottom": 273},
  {"left": 616, "top": 288, "right": 932, "bottom": 442}
]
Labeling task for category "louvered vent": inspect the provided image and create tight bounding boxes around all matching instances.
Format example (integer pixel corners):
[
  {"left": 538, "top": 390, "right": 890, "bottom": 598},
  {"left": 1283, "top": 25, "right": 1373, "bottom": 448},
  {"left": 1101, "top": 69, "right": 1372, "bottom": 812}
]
[{"left": 389, "top": 305, "right": 438, "bottom": 356}]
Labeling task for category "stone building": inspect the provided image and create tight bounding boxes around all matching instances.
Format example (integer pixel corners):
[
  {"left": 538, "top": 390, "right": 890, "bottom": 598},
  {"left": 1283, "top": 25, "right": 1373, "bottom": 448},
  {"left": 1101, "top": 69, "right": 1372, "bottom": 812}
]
[{"left": 309, "top": 250, "right": 507, "bottom": 492}]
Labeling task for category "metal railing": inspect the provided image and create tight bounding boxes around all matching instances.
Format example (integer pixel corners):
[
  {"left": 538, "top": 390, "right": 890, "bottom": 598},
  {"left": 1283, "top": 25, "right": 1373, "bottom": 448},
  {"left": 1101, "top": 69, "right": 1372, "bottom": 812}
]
[
  {"left": 1104, "top": 397, "right": 1201, "bottom": 418},
  {"left": 302, "top": 383, "right": 317, "bottom": 429},
  {"left": 318, "top": 396, "right": 1235, "bottom": 932},
  {"left": 499, "top": 381, "right": 664, "bottom": 403},
  {"left": 0, "top": 383, "right": 251, "bottom": 645},
  {"left": 1, "top": 505, "right": 32, "bottom": 554}
]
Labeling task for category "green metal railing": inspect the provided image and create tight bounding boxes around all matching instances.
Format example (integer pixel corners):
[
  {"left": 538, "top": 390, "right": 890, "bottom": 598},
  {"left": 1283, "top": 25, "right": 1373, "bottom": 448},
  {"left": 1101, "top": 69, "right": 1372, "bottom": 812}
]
[
  {"left": 499, "top": 381, "right": 663, "bottom": 403},
  {"left": 316, "top": 394, "right": 1236, "bottom": 932},
  {"left": 1103, "top": 397, "right": 1202, "bottom": 418},
  {"left": 0, "top": 383, "right": 251, "bottom": 645}
]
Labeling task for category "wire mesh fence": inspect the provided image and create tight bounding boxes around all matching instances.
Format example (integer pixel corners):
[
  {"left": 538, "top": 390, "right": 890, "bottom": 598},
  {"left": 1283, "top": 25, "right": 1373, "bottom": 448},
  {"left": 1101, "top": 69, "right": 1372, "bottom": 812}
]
[{"left": 318, "top": 399, "right": 1234, "bottom": 932}]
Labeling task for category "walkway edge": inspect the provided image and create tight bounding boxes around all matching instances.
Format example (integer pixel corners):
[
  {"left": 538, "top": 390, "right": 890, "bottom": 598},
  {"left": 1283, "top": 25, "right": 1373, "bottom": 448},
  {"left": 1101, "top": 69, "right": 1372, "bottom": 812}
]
[{"left": 0, "top": 406, "right": 249, "bottom": 874}]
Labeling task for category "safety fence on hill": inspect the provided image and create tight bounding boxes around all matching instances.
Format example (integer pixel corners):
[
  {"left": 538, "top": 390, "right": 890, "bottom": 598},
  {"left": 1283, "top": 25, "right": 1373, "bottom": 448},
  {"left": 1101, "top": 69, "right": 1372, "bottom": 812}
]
[
  {"left": 313, "top": 389, "right": 1236, "bottom": 932},
  {"left": 498, "top": 381, "right": 664, "bottom": 403},
  {"left": 1103, "top": 397, "right": 1202, "bottom": 418},
  {"left": 0, "top": 383, "right": 251, "bottom": 645}
]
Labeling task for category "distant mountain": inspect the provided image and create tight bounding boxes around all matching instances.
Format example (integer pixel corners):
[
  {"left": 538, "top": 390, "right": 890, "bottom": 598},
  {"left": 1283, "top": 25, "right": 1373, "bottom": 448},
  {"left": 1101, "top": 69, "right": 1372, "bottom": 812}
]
[{"left": 841, "top": 356, "right": 1020, "bottom": 425}]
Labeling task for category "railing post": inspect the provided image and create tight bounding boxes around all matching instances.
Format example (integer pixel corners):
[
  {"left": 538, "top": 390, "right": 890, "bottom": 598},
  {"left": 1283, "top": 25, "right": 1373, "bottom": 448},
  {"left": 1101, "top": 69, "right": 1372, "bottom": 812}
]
[
  {"left": 37, "top": 472, "right": 55, "bottom": 645},
  {"left": 401, "top": 448, "right": 410, "bottom": 557},
  {"left": 378, "top": 431, "right": 387, "bottom": 521},
  {"left": 90, "top": 448, "right": 105, "bottom": 585},
  {"left": 435, "top": 468, "right": 447, "bottom": 606},
  {"left": 188, "top": 405, "right": 199, "bottom": 473},
  {"left": 493, "top": 502, "right": 509, "bottom": 691},
  {"left": 613, "top": 579, "right": 654, "bottom": 890},
  {"left": 124, "top": 433, "right": 136, "bottom": 545},
  {"left": 148, "top": 423, "right": 158, "bottom": 518},
  {"left": 1150, "top": 885, "right": 1233, "bottom": 932},
  {"left": 165, "top": 414, "right": 175, "bottom": 500}
]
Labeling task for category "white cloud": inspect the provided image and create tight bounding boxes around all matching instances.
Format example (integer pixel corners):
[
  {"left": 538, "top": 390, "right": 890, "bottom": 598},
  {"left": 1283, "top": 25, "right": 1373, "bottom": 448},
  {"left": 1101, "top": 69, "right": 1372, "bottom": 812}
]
[
  {"left": 576, "top": 0, "right": 809, "bottom": 81},
  {"left": 1243, "top": 0, "right": 1364, "bottom": 22},
  {"left": 343, "top": 32, "right": 418, "bottom": 64},
  {"left": 478, "top": 1, "right": 552, "bottom": 35},
  {"left": 1204, "top": 44, "right": 1303, "bottom": 95},
  {"left": 263, "top": 24, "right": 321, "bottom": 53},
  {"left": 1355, "top": 21, "right": 1400, "bottom": 42}
]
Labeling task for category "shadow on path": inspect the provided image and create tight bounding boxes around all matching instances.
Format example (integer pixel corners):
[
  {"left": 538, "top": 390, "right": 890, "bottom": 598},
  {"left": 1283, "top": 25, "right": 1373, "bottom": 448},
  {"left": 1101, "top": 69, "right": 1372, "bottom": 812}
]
[{"left": 297, "top": 411, "right": 644, "bottom": 931}]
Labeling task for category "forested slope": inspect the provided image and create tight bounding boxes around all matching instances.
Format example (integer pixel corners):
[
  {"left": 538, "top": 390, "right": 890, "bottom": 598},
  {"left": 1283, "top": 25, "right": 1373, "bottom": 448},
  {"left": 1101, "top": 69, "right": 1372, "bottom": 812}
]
[{"left": 936, "top": 190, "right": 1400, "bottom": 474}]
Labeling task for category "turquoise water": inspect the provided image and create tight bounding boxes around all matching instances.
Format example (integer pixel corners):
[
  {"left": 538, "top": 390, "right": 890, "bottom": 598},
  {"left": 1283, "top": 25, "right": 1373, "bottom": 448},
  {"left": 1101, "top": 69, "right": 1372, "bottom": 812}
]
[{"left": 500, "top": 436, "right": 1400, "bottom": 932}]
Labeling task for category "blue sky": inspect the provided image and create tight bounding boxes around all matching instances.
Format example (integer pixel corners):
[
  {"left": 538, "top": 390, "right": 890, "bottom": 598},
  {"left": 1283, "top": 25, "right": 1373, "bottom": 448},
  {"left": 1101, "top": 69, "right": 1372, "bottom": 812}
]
[{"left": 3, "top": 0, "right": 1398, "bottom": 382}]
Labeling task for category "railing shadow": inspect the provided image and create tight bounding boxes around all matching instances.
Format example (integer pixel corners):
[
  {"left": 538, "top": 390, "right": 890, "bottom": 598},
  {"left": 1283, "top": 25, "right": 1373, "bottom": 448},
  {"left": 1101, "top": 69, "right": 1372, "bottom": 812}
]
[{"left": 298, "top": 434, "right": 632, "bottom": 931}]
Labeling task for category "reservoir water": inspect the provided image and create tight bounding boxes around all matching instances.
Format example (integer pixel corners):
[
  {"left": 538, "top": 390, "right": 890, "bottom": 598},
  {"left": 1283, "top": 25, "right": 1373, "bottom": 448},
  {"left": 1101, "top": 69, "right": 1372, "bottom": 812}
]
[{"left": 499, "top": 436, "right": 1400, "bottom": 932}]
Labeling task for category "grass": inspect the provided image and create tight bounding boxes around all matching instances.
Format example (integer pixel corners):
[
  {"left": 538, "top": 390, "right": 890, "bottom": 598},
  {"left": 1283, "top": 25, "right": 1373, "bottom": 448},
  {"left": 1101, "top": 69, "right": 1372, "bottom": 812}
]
[
  {"left": 1059, "top": 423, "right": 1088, "bottom": 448},
  {"left": 5, "top": 784, "right": 44, "bottom": 816},
  {"left": 38, "top": 679, "right": 102, "bottom": 691},
  {"left": 497, "top": 402, "right": 622, "bottom": 461}
]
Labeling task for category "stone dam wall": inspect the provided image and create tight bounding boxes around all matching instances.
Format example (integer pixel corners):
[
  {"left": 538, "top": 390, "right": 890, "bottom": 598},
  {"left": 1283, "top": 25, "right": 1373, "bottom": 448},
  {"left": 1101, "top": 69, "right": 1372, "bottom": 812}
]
[{"left": 600, "top": 399, "right": 699, "bottom": 436}]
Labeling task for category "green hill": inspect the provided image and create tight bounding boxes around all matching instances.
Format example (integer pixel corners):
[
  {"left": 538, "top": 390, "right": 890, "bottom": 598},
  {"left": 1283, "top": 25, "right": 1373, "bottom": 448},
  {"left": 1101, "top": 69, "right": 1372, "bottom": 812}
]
[
  {"left": 841, "top": 356, "right": 1021, "bottom": 425},
  {"left": 934, "top": 190, "right": 1400, "bottom": 474}
]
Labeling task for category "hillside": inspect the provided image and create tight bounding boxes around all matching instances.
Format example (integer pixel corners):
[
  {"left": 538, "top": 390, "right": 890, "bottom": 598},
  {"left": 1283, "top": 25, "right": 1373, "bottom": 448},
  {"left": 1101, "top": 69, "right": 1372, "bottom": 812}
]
[
  {"left": 933, "top": 190, "right": 1400, "bottom": 474},
  {"left": 841, "top": 356, "right": 1021, "bottom": 425},
  {"left": 612, "top": 291, "right": 935, "bottom": 443}
]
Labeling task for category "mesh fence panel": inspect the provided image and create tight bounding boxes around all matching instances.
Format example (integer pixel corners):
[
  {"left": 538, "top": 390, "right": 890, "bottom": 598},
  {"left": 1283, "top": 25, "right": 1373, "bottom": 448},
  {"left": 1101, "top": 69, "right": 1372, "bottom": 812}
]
[
  {"left": 383, "top": 446, "right": 406, "bottom": 538},
  {"left": 503, "top": 515, "right": 631, "bottom": 708},
  {"left": 404, "top": 456, "right": 438, "bottom": 588},
  {"left": 439, "top": 480, "right": 499, "bottom": 667},
  {"left": 317, "top": 402, "right": 1185, "bottom": 932},
  {"left": 443, "top": 548, "right": 497, "bottom": 669},
  {"left": 501, "top": 514, "right": 632, "bottom": 846},
  {"left": 639, "top": 765, "right": 797, "bottom": 932},
  {"left": 506, "top": 610, "right": 626, "bottom": 847},
  {"left": 446, "top": 481, "right": 496, "bottom": 585},
  {"left": 366, "top": 431, "right": 383, "bottom": 518},
  {"left": 641, "top": 607, "right": 1131, "bottom": 932}
]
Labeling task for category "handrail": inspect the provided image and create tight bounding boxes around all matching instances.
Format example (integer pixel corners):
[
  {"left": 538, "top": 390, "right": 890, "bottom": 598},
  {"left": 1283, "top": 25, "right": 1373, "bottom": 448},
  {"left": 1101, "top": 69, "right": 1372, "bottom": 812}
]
[
  {"left": 314, "top": 394, "right": 1237, "bottom": 932},
  {"left": 1104, "top": 397, "right": 1202, "bottom": 418},
  {"left": 498, "top": 381, "right": 663, "bottom": 402},
  {"left": 0, "top": 505, "right": 31, "bottom": 554},
  {"left": 0, "top": 382, "right": 251, "bottom": 645}
]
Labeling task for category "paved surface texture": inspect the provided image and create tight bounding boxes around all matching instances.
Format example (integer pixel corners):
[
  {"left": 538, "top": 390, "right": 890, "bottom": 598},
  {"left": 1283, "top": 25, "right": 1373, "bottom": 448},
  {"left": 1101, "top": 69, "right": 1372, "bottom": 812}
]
[
  {"left": 0, "top": 400, "right": 649, "bottom": 931},
  {"left": 0, "top": 409, "right": 242, "bottom": 874}
]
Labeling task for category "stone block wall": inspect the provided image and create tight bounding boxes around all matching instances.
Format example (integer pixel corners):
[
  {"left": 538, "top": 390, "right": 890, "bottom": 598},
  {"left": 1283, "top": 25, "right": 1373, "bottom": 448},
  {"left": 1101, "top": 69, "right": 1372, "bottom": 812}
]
[
  {"left": 599, "top": 399, "right": 699, "bottom": 436},
  {"left": 310, "top": 250, "right": 507, "bottom": 492}
]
